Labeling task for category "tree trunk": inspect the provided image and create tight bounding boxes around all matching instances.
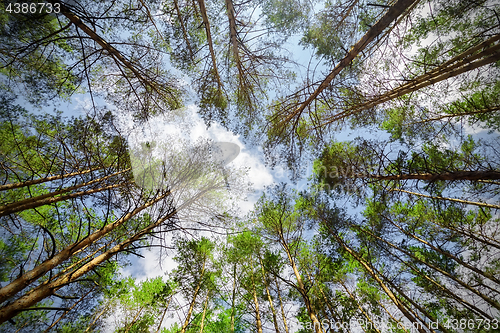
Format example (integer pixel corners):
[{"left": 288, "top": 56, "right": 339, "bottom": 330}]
[
  {"left": 155, "top": 293, "right": 174, "bottom": 333},
  {"left": 0, "top": 167, "right": 101, "bottom": 191},
  {"left": 124, "top": 306, "right": 145, "bottom": 333},
  {"left": 274, "top": 276, "right": 289, "bottom": 333},
  {"left": 280, "top": 0, "right": 417, "bottom": 126},
  {"left": 352, "top": 170, "right": 500, "bottom": 182},
  {"left": 384, "top": 214, "right": 500, "bottom": 285},
  {"left": 48, "top": 0, "right": 160, "bottom": 93},
  {"left": 230, "top": 263, "right": 237, "bottom": 333},
  {"left": 279, "top": 234, "right": 323, "bottom": 333},
  {"left": 197, "top": 0, "right": 223, "bottom": 89},
  {"left": 42, "top": 287, "right": 95, "bottom": 333},
  {"left": 0, "top": 169, "right": 130, "bottom": 216},
  {"left": 389, "top": 188, "right": 500, "bottom": 210},
  {"left": 0, "top": 190, "right": 173, "bottom": 309},
  {"left": 199, "top": 291, "right": 210, "bottom": 333},
  {"left": 321, "top": 220, "right": 429, "bottom": 333},
  {"left": 172, "top": 0, "right": 194, "bottom": 59},
  {"left": 250, "top": 259, "right": 263, "bottom": 333},
  {"left": 259, "top": 257, "right": 280, "bottom": 333},
  {"left": 338, "top": 280, "right": 381, "bottom": 333},
  {"left": 322, "top": 35, "right": 500, "bottom": 125},
  {"left": 180, "top": 256, "right": 207, "bottom": 333}
]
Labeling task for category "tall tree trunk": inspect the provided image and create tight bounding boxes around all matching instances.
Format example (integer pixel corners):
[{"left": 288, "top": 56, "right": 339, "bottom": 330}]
[
  {"left": 250, "top": 259, "right": 263, "bottom": 333},
  {"left": 48, "top": 0, "right": 161, "bottom": 93},
  {"left": 197, "top": 0, "right": 223, "bottom": 89},
  {"left": 375, "top": 298, "right": 410, "bottom": 333},
  {"left": 351, "top": 223, "right": 500, "bottom": 311},
  {"left": 0, "top": 169, "right": 130, "bottom": 216},
  {"left": 172, "top": 0, "right": 194, "bottom": 59},
  {"left": 338, "top": 280, "right": 381, "bottom": 333},
  {"left": 0, "top": 167, "right": 101, "bottom": 191},
  {"left": 279, "top": 233, "right": 323, "bottom": 333},
  {"left": 0, "top": 207, "right": 177, "bottom": 323},
  {"left": 42, "top": 287, "right": 95, "bottom": 333},
  {"left": 389, "top": 188, "right": 500, "bottom": 210},
  {"left": 85, "top": 303, "right": 111, "bottom": 332},
  {"left": 259, "top": 257, "right": 280, "bottom": 333},
  {"left": 180, "top": 257, "right": 207, "bottom": 333},
  {"left": 321, "top": 34, "right": 500, "bottom": 125},
  {"left": 155, "top": 293, "right": 174, "bottom": 333},
  {"left": 124, "top": 306, "right": 145, "bottom": 333},
  {"left": 320, "top": 220, "right": 429, "bottom": 333},
  {"left": 279, "top": 0, "right": 417, "bottom": 127},
  {"left": 199, "top": 290, "right": 210, "bottom": 333},
  {"left": 351, "top": 170, "right": 500, "bottom": 182},
  {"left": 230, "top": 263, "right": 237, "bottom": 333},
  {"left": 274, "top": 276, "right": 289, "bottom": 333},
  {"left": 383, "top": 214, "right": 500, "bottom": 285},
  {"left": 0, "top": 189, "right": 172, "bottom": 305}
]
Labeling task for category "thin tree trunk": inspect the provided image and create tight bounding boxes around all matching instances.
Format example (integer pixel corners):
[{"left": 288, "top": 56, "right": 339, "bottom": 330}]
[
  {"left": 249, "top": 258, "right": 263, "bottom": 333},
  {"left": 0, "top": 169, "right": 130, "bottom": 216},
  {"left": 259, "top": 257, "right": 280, "bottom": 333},
  {"left": 0, "top": 167, "right": 101, "bottom": 191},
  {"left": 352, "top": 223, "right": 500, "bottom": 310},
  {"left": 85, "top": 303, "right": 110, "bottom": 332},
  {"left": 172, "top": 0, "right": 194, "bottom": 59},
  {"left": 274, "top": 276, "right": 289, "bottom": 333},
  {"left": 320, "top": 35, "right": 500, "bottom": 126},
  {"left": 351, "top": 170, "right": 500, "bottom": 182},
  {"left": 389, "top": 188, "right": 500, "bottom": 210},
  {"left": 375, "top": 298, "right": 410, "bottom": 333},
  {"left": 410, "top": 106, "right": 500, "bottom": 124},
  {"left": 0, "top": 189, "right": 172, "bottom": 305},
  {"left": 281, "top": 0, "right": 417, "bottom": 126},
  {"left": 0, "top": 206, "right": 178, "bottom": 324},
  {"left": 383, "top": 213, "right": 500, "bottom": 285},
  {"left": 155, "top": 293, "right": 174, "bottom": 333},
  {"left": 49, "top": 0, "right": 161, "bottom": 93},
  {"left": 197, "top": 0, "right": 223, "bottom": 89},
  {"left": 180, "top": 257, "right": 207, "bottom": 333},
  {"left": 279, "top": 234, "right": 323, "bottom": 333},
  {"left": 230, "top": 263, "right": 237, "bottom": 333},
  {"left": 338, "top": 280, "right": 381, "bottom": 333},
  {"left": 199, "top": 291, "right": 210, "bottom": 333},
  {"left": 124, "top": 306, "right": 145, "bottom": 333},
  {"left": 321, "top": 219, "right": 429, "bottom": 333},
  {"left": 42, "top": 287, "right": 95, "bottom": 333}
]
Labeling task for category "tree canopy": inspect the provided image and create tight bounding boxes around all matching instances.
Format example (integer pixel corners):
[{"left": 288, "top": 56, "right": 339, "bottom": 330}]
[{"left": 1, "top": 0, "right": 499, "bottom": 332}]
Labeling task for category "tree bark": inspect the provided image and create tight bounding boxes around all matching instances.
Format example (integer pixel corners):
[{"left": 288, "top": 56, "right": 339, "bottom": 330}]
[
  {"left": 197, "top": 0, "right": 223, "bottom": 89},
  {"left": 250, "top": 258, "right": 263, "bottom": 333},
  {"left": 172, "top": 0, "right": 195, "bottom": 59},
  {"left": 0, "top": 206, "right": 178, "bottom": 324},
  {"left": 389, "top": 188, "right": 500, "bottom": 210},
  {"left": 180, "top": 256, "right": 207, "bottom": 333},
  {"left": 274, "top": 276, "right": 289, "bottom": 333},
  {"left": 279, "top": 233, "right": 323, "bottom": 333},
  {"left": 42, "top": 287, "right": 95, "bottom": 333},
  {"left": 0, "top": 169, "right": 130, "bottom": 216},
  {"left": 259, "top": 257, "right": 280, "bottom": 333},
  {"left": 0, "top": 189, "right": 172, "bottom": 305},
  {"left": 321, "top": 34, "right": 500, "bottom": 126},
  {"left": 199, "top": 290, "right": 210, "bottom": 333},
  {"left": 351, "top": 170, "right": 500, "bottom": 182},
  {"left": 281, "top": 0, "right": 417, "bottom": 126},
  {"left": 155, "top": 293, "right": 174, "bottom": 333},
  {"left": 321, "top": 219, "right": 429, "bottom": 333},
  {"left": 0, "top": 167, "right": 101, "bottom": 192}
]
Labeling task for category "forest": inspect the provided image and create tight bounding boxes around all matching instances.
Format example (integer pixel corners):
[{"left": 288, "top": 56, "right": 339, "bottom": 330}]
[{"left": 0, "top": 0, "right": 499, "bottom": 332}]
